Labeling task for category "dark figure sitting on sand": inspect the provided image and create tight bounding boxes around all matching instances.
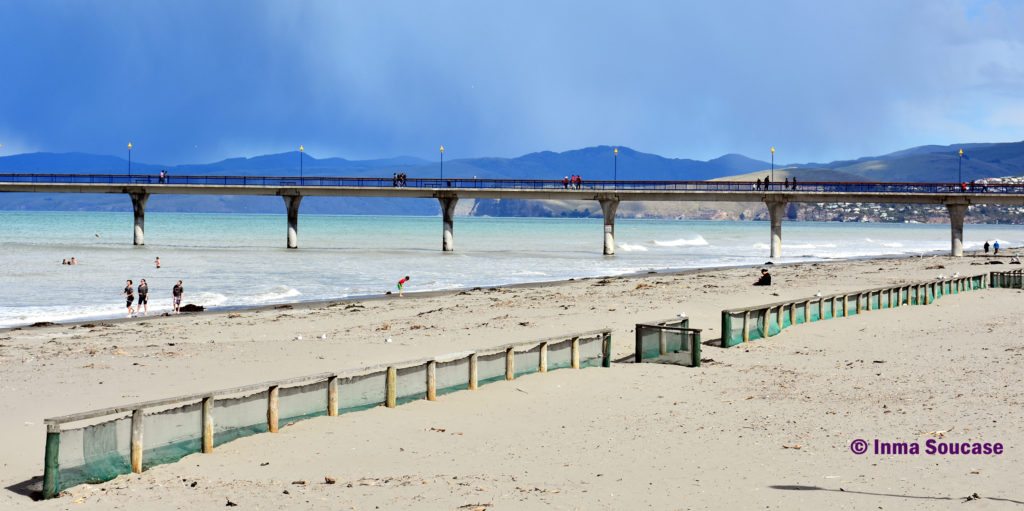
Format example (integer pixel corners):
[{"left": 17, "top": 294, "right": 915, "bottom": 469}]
[{"left": 754, "top": 268, "right": 772, "bottom": 286}]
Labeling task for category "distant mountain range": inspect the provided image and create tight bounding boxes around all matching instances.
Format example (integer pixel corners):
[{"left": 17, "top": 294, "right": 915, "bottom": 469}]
[{"left": 0, "top": 141, "right": 1021, "bottom": 217}]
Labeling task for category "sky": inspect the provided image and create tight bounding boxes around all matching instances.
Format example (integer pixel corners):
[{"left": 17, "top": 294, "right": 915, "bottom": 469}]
[{"left": 1, "top": 0, "right": 1023, "bottom": 165}]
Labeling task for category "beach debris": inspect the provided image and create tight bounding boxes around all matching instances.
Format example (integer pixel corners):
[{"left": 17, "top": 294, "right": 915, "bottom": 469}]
[
  {"left": 324, "top": 476, "right": 337, "bottom": 485},
  {"left": 294, "top": 335, "right": 303, "bottom": 341},
  {"left": 678, "top": 312, "right": 687, "bottom": 319},
  {"left": 180, "top": 304, "right": 204, "bottom": 312},
  {"left": 925, "top": 264, "right": 945, "bottom": 269},
  {"left": 518, "top": 321, "right": 531, "bottom": 326},
  {"left": 30, "top": 321, "right": 56, "bottom": 328},
  {"left": 782, "top": 444, "right": 803, "bottom": 450},
  {"left": 429, "top": 427, "right": 447, "bottom": 433},
  {"left": 260, "top": 462, "right": 269, "bottom": 466},
  {"left": 385, "top": 337, "right": 393, "bottom": 343},
  {"left": 458, "top": 504, "right": 491, "bottom": 510},
  {"left": 225, "top": 498, "right": 238, "bottom": 506},
  {"left": 376, "top": 323, "right": 392, "bottom": 331},
  {"left": 291, "top": 480, "right": 307, "bottom": 485},
  {"left": 274, "top": 304, "right": 293, "bottom": 310},
  {"left": 964, "top": 492, "right": 981, "bottom": 502},
  {"left": 319, "top": 334, "right": 327, "bottom": 340},
  {"left": 937, "top": 274, "right": 945, "bottom": 279},
  {"left": 815, "top": 292, "right": 822, "bottom": 297}
]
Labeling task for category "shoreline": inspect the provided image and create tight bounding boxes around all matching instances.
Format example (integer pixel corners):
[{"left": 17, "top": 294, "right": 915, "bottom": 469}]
[{"left": 5, "top": 246, "right": 1016, "bottom": 333}]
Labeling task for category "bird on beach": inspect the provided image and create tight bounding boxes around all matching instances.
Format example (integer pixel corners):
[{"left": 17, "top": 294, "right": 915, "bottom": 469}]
[{"left": 815, "top": 291, "right": 822, "bottom": 297}]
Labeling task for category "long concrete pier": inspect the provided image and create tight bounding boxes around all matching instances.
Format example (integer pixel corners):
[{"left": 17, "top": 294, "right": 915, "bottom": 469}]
[{"left": 2, "top": 174, "right": 1023, "bottom": 257}]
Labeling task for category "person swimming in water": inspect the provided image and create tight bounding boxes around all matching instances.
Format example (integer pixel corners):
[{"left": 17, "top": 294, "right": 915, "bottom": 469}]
[{"left": 397, "top": 275, "right": 410, "bottom": 297}]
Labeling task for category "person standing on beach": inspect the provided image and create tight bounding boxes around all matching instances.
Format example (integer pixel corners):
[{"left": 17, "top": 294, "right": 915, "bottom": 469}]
[
  {"left": 124, "top": 279, "right": 135, "bottom": 317},
  {"left": 137, "top": 279, "right": 149, "bottom": 316},
  {"left": 984, "top": 241, "right": 990, "bottom": 254},
  {"left": 172, "top": 280, "right": 184, "bottom": 313},
  {"left": 994, "top": 241, "right": 1000, "bottom": 255},
  {"left": 397, "top": 275, "right": 410, "bottom": 297},
  {"left": 155, "top": 256, "right": 161, "bottom": 269}
]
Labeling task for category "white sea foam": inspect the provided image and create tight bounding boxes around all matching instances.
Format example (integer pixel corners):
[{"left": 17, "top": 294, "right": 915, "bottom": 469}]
[
  {"left": 653, "top": 236, "right": 709, "bottom": 247},
  {"left": 617, "top": 243, "right": 649, "bottom": 252}
]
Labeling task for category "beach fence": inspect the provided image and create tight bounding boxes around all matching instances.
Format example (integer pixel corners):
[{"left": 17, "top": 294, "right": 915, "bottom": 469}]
[
  {"left": 720, "top": 274, "right": 988, "bottom": 348},
  {"left": 40, "top": 329, "right": 611, "bottom": 499},
  {"left": 990, "top": 269, "right": 1024, "bottom": 288},
  {"left": 634, "top": 317, "right": 702, "bottom": 367}
]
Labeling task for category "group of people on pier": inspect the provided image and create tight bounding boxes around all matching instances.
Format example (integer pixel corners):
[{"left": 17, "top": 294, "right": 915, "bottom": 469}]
[
  {"left": 562, "top": 175, "right": 584, "bottom": 189},
  {"left": 755, "top": 176, "right": 798, "bottom": 191}
]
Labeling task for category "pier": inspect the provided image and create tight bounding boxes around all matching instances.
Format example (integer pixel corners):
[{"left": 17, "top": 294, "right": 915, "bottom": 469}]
[{"left": 2, "top": 173, "right": 1023, "bottom": 257}]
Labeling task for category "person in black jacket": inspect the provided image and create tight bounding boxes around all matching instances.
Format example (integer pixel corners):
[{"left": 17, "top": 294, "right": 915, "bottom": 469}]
[{"left": 754, "top": 268, "right": 772, "bottom": 286}]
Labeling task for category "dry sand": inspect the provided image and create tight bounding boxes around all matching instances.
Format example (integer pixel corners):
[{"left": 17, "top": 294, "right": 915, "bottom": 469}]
[{"left": 1, "top": 252, "right": 1021, "bottom": 509}]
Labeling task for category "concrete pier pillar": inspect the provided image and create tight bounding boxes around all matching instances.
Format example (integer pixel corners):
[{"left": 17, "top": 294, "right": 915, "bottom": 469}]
[
  {"left": 130, "top": 192, "right": 149, "bottom": 246},
  {"left": 438, "top": 196, "right": 458, "bottom": 252},
  {"left": 947, "top": 204, "right": 967, "bottom": 257},
  {"left": 283, "top": 195, "right": 302, "bottom": 249},
  {"left": 599, "top": 198, "right": 619, "bottom": 256},
  {"left": 766, "top": 200, "right": 786, "bottom": 259}
]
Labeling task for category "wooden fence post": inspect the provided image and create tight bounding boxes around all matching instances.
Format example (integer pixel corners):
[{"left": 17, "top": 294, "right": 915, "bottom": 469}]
[
  {"left": 468, "top": 354, "right": 478, "bottom": 390},
  {"left": 130, "top": 409, "right": 143, "bottom": 473},
  {"left": 742, "top": 311, "right": 750, "bottom": 342},
  {"left": 505, "top": 348, "right": 515, "bottom": 380},
  {"left": 201, "top": 396, "right": 214, "bottom": 453},
  {"left": 602, "top": 332, "right": 612, "bottom": 368},
  {"left": 426, "top": 361, "right": 437, "bottom": 401},
  {"left": 42, "top": 424, "right": 60, "bottom": 499},
  {"left": 539, "top": 342, "right": 548, "bottom": 372},
  {"left": 571, "top": 337, "right": 580, "bottom": 369},
  {"left": 267, "top": 386, "right": 280, "bottom": 432},
  {"left": 327, "top": 376, "right": 338, "bottom": 417},
  {"left": 385, "top": 368, "right": 397, "bottom": 408}
]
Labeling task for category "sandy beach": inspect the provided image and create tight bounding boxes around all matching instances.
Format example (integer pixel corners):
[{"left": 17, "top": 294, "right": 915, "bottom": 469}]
[{"left": 1, "top": 251, "right": 1021, "bottom": 510}]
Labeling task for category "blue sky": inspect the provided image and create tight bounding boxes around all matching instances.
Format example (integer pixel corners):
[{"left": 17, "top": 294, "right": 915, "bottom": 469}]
[{"left": 1, "top": 0, "right": 1022, "bottom": 164}]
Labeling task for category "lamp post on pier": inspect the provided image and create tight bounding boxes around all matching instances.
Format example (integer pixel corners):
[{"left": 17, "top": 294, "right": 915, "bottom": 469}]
[
  {"left": 127, "top": 142, "right": 133, "bottom": 178},
  {"left": 770, "top": 146, "right": 775, "bottom": 184},
  {"left": 299, "top": 145, "right": 305, "bottom": 180},
  {"left": 439, "top": 145, "right": 445, "bottom": 181},
  {"left": 958, "top": 148, "right": 964, "bottom": 184},
  {"left": 613, "top": 147, "right": 618, "bottom": 182}
]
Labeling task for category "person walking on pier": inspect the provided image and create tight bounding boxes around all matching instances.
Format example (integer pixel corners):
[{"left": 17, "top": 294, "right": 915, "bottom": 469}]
[
  {"left": 124, "top": 279, "right": 135, "bottom": 317},
  {"left": 764, "top": 175, "right": 771, "bottom": 190},
  {"left": 172, "top": 280, "right": 184, "bottom": 313},
  {"left": 397, "top": 275, "right": 410, "bottom": 297},
  {"left": 562, "top": 176, "right": 569, "bottom": 189},
  {"left": 755, "top": 178, "right": 762, "bottom": 191},
  {"left": 790, "top": 177, "right": 797, "bottom": 190},
  {"left": 137, "top": 279, "right": 149, "bottom": 316}
]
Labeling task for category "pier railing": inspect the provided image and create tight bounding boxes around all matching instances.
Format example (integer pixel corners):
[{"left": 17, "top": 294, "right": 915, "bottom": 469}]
[
  {"left": 720, "top": 275, "right": 988, "bottom": 347},
  {"left": 3, "top": 172, "right": 1024, "bottom": 194},
  {"left": 41, "top": 329, "right": 611, "bottom": 499},
  {"left": 990, "top": 269, "right": 1024, "bottom": 288}
]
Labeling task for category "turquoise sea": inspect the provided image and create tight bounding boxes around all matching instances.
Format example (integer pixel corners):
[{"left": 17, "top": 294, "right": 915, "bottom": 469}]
[{"left": 1, "top": 211, "right": 1022, "bottom": 328}]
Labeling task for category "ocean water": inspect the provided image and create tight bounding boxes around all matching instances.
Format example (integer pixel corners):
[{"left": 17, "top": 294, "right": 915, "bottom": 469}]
[{"left": 1, "top": 211, "right": 1022, "bottom": 328}]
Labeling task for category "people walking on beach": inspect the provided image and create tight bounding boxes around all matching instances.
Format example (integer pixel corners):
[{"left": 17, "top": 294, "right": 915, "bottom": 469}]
[
  {"left": 984, "top": 241, "right": 990, "bottom": 254},
  {"left": 124, "top": 279, "right": 135, "bottom": 317},
  {"left": 155, "top": 256, "right": 161, "bottom": 269},
  {"left": 172, "top": 280, "right": 183, "bottom": 313},
  {"left": 994, "top": 241, "right": 1000, "bottom": 255},
  {"left": 753, "top": 268, "right": 772, "bottom": 286},
  {"left": 397, "top": 275, "right": 410, "bottom": 297},
  {"left": 137, "top": 279, "right": 149, "bottom": 316}
]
